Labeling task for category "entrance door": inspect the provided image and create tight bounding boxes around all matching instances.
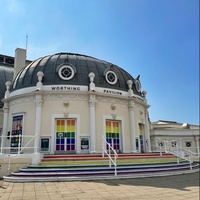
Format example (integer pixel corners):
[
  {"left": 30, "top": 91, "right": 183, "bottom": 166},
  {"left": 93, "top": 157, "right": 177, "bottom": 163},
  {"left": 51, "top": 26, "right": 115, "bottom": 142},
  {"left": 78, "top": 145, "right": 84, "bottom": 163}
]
[
  {"left": 55, "top": 119, "right": 76, "bottom": 153},
  {"left": 106, "top": 120, "right": 121, "bottom": 152}
]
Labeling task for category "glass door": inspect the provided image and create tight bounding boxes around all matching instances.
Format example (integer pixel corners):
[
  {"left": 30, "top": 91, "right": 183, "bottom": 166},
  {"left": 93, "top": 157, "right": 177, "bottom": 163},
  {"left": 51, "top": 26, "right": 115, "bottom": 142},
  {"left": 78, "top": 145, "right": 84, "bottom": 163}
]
[
  {"left": 106, "top": 120, "right": 121, "bottom": 152},
  {"left": 55, "top": 119, "right": 76, "bottom": 153}
]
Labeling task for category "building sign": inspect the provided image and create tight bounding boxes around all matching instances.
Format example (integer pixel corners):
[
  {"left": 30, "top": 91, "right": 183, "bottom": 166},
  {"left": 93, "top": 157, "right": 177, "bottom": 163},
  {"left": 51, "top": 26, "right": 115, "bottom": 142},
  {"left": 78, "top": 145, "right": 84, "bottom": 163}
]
[
  {"left": 81, "top": 137, "right": 90, "bottom": 151},
  {"left": 43, "top": 85, "right": 88, "bottom": 92},
  {"left": 103, "top": 89, "right": 122, "bottom": 96},
  {"left": 10, "top": 115, "right": 23, "bottom": 153},
  {"left": 41, "top": 138, "right": 50, "bottom": 152},
  {"left": 51, "top": 86, "right": 81, "bottom": 91}
]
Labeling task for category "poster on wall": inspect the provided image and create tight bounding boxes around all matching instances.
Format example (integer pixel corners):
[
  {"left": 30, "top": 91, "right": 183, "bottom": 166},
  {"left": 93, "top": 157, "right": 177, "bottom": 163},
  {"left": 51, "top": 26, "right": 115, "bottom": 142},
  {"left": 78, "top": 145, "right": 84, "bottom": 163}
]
[
  {"left": 41, "top": 138, "right": 50, "bottom": 152},
  {"left": 10, "top": 115, "right": 23, "bottom": 153},
  {"left": 81, "top": 137, "right": 90, "bottom": 151}
]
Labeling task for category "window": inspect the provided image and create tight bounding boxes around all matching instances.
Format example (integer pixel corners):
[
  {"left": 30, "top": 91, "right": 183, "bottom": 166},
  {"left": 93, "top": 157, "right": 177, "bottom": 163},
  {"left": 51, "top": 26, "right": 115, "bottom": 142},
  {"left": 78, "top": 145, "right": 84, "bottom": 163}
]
[
  {"left": 185, "top": 141, "right": 191, "bottom": 147},
  {"left": 105, "top": 70, "right": 117, "bottom": 85},
  {"left": 106, "top": 120, "right": 120, "bottom": 151},
  {"left": 135, "top": 79, "right": 141, "bottom": 92},
  {"left": 58, "top": 65, "right": 75, "bottom": 80},
  {"left": 171, "top": 141, "right": 177, "bottom": 147},
  {"left": 56, "top": 119, "right": 76, "bottom": 151}
]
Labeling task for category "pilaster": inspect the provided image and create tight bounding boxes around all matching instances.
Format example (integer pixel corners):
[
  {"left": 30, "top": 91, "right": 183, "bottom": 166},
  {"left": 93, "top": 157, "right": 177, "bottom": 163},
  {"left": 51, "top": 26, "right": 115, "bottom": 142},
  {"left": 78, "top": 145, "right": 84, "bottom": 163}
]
[
  {"left": 128, "top": 99, "right": 136, "bottom": 152},
  {"left": 89, "top": 93, "right": 96, "bottom": 153}
]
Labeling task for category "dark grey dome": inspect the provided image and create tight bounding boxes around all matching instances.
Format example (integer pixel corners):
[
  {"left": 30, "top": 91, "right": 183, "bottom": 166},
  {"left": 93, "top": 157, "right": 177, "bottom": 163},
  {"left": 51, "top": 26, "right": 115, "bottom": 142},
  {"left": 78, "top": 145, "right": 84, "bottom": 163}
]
[
  {"left": 12, "top": 53, "right": 141, "bottom": 95},
  {"left": 0, "top": 65, "right": 14, "bottom": 108}
]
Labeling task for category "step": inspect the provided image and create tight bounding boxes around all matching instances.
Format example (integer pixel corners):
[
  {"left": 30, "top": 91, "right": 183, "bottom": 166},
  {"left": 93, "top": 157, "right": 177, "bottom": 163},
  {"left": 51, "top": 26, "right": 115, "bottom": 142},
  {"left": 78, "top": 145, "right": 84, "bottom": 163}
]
[
  {"left": 40, "top": 153, "right": 177, "bottom": 165},
  {"left": 43, "top": 153, "right": 173, "bottom": 159},
  {"left": 3, "top": 153, "right": 198, "bottom": 183},
  {"left": 3, "top": 162, "right": 199, "bottom": 182},
  {"left": 29, "top": 160, "right": 186, "bottom": 169},
  {"left": 20, "top": 162, "right": 192, "bottom": 173}
]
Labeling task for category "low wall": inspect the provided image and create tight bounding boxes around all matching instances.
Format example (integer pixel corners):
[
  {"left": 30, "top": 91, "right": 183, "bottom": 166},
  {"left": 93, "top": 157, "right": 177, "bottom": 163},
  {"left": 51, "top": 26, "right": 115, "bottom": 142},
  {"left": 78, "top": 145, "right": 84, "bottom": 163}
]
[{"left": 0, "top": 153, "right": 43, "bottom": 178}]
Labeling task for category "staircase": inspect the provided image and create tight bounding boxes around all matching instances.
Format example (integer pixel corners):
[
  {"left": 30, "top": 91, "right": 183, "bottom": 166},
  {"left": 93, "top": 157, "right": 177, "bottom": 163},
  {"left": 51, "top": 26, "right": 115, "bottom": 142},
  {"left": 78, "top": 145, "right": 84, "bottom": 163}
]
[{"left": 3, "top": 153, "right": 199, "bottom": 182}]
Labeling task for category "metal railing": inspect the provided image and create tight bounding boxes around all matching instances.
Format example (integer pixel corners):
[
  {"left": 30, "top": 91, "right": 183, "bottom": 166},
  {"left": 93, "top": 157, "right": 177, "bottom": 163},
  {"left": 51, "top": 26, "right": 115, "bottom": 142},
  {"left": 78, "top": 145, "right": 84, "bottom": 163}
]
[
  {"left": 155, "top": 138, "right": 195, "bottom": 169},
  {"left": 0, "top": 135, "right": 37, "bottom": 175},
  {"left": 0, "top": 135, "right": 37, "bottom": 154},
  {"left": 101, "top": 136, "right": 118, "bottom": 176}
]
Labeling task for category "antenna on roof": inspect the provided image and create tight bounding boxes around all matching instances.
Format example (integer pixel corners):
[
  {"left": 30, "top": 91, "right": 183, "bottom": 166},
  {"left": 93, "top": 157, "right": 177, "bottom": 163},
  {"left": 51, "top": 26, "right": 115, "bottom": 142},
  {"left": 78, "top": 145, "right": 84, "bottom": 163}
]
[{"left": 26, "top": 34, "right": 28, "bottom": 59}]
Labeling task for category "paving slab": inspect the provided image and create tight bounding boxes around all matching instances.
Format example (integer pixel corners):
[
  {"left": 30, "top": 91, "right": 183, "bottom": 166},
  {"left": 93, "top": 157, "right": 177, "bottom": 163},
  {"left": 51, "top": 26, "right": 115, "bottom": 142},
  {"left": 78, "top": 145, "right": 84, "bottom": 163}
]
[{"left": 0, "top": 171, "right": 199, "bottom": 200}]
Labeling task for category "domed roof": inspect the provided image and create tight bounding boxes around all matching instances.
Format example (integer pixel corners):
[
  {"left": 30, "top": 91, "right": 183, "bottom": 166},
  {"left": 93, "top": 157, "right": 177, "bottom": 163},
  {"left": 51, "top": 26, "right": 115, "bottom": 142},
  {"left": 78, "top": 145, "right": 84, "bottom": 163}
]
[
  {"left": 12, "top": 53, "right": 142, "bottom": 95},
  {"left": 0, "top": 65, "right": 14, "bottom": 108}
]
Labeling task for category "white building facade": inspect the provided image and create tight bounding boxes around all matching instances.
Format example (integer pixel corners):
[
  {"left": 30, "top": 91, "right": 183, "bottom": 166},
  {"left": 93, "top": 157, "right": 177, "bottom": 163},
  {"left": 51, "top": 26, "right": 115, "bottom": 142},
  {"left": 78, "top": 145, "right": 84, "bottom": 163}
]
[{"left": 1, "top": 48, "right": 151, "bottom": 156}]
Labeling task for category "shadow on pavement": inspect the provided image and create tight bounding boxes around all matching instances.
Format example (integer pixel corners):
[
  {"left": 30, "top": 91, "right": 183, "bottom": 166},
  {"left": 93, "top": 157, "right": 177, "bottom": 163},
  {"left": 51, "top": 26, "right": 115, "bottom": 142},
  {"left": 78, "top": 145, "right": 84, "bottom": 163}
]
[{"left": 86, "top": 172, "right": 200, "bottom": 191}]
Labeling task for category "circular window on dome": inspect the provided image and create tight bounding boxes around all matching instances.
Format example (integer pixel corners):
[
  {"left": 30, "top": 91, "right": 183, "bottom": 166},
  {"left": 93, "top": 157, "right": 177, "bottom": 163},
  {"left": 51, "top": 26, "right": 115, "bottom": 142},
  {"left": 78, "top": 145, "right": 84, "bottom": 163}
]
[
  {"left": 58, "top": 65, "right": 75, "bottom": 80},
  {"left": 135, "top": 79, "right": 141, "bottom": 92},
  {"left": 105, "top": 70, "right": 117, "bottom": 85}
]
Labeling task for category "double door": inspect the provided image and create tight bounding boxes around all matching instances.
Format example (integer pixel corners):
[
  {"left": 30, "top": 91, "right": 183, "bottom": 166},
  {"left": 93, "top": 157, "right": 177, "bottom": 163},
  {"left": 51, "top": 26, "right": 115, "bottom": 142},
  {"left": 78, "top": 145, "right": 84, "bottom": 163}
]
[
  {"left": 106, "top": 120, "right": 121, "bottom": 152},
  {"left": 55, "top": 119, "right": 76, "bottom": 152}
]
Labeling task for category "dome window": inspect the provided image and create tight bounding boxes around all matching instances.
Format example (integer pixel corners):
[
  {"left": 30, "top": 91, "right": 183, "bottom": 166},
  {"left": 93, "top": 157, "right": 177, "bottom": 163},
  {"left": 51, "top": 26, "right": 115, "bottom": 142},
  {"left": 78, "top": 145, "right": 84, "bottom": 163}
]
[
  {"left": 105, "top": 70, "right": 117, "bottom": 85},
  {"left": 58, "top": 65, "right": 75, "bottom": 80},
  {"left": 135, "top": 79, "right": 141, "bottom": 92}
]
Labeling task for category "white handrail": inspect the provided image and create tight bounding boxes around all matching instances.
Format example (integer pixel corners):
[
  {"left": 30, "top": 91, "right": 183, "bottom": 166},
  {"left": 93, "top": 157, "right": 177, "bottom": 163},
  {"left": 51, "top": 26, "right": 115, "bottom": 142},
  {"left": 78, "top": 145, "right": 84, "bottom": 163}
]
[
  {"left": 0, "top": 135, "right": 37, "bottom": 154},
  {"left": 156, "top": 138, "right": 194, "bottom": 169},
  {"left": 0, "top": 135, "right": 37, "bottom": 175},
  {"left": 101, "top": 136, "right": 118, "bottom": 176}
]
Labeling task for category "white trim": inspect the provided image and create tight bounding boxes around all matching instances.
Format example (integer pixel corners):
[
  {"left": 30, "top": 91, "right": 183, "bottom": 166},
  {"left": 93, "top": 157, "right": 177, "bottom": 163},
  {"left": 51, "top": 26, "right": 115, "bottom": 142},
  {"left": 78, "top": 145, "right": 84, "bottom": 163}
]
[
  {"left": 9, "top": 85, "right": 145, "bottom": 101},
  {"left": 51, "top": 114, "right": 80, "bottom": 154},
  {"left": 10, "top": 85, "right": 89, "bottom": 97}
]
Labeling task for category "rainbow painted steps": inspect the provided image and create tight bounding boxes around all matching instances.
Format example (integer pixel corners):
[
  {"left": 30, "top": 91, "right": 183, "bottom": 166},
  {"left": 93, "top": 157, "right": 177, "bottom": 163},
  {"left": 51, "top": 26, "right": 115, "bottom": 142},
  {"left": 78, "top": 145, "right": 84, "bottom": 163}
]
[{"left": 3, "top": 153, "right": 199, "bottom": 182}]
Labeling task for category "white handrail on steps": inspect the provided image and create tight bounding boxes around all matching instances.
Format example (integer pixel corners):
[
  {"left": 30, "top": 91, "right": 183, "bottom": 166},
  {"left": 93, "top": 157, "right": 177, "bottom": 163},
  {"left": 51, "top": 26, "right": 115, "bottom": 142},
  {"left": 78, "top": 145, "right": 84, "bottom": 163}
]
[
  {"left": 0, "top": 135, "right": 37, "bottom": 175},
  {"left": 101, "top": 136, "right": 118, "bottom": 176},
  {"left": 0, "top": 135, "right": 37, "bottom": 154},
  {"left": 156, "top": 138, "right": 194, "bottom": 170}
]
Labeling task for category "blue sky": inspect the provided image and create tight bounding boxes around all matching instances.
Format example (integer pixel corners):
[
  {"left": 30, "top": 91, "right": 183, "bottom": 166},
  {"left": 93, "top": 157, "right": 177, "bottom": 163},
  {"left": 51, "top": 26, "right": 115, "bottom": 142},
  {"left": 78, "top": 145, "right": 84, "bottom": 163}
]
[{"left": 0, "top": 0, "right": 199, "bottom": 125}]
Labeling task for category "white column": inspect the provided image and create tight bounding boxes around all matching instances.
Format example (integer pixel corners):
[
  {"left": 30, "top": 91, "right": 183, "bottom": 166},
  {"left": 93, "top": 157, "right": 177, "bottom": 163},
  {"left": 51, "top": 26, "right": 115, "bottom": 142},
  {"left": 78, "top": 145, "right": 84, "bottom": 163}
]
[
  {"left": 89, "top": 93, "right": 96, "bottom": 153},
  {"left": 145, "top": 110, "right": 151, "bottom": 152},
  {"left": 1, "top": 101, "right": 9, "bottom": 154},
  {"left": 128, "top": 100, "right": 136, "bottom": 153},
  {"left": 34, "top": 94, "right": 43, "bottom": 154}
]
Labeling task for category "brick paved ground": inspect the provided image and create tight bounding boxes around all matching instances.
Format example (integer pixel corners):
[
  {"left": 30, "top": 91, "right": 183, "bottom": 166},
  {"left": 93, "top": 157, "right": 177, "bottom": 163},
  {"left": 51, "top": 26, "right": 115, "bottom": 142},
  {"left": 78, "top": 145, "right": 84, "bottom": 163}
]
[{"left": 0, "top": 172, "right": 199, "bottom": 200}]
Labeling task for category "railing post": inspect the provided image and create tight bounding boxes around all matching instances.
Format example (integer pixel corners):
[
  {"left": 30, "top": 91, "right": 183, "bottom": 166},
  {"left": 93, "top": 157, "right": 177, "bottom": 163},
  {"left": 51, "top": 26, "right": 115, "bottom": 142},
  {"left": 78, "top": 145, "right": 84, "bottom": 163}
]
[
  {"left": 190, "top": 161, "right": 192, "bottom": 170},
  {"left": 114, "top": 155, "right": 117, "bottom": 176},
  {"left": 109, "top": 147, "right": 111, "bottom": 167},
  {"left": 177, "top": 152, "right": 179, "bottom": 164},
  {"left": 17, "top": 134, "right": 22, "bottom": 154},
  {"left": 102, "top": 137, "right": 104, "bottom": 158},
  {"left": 101, "top": 136, "right": 118, "bottom": 175}
]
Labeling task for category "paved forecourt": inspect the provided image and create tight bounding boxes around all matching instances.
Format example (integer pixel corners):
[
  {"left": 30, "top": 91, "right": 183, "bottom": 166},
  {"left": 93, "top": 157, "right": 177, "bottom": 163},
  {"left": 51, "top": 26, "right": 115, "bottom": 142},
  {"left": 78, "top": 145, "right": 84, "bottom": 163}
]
[{"left": 0, "top": 172, "right": 199, "bottom": 200}]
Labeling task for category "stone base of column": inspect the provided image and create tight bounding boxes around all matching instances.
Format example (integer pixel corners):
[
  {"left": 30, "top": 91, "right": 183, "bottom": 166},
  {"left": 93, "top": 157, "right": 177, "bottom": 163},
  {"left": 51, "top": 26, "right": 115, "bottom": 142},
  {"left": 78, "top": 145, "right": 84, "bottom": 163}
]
[
  {"left": 131, "top": 150, "right": 138, "bottom": 153},
  {"left": 31, "top": 153, "right": 43, "bottom": 165},
  {"left": 90, "top": 151, "right": 96, "bottom": 154}
]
